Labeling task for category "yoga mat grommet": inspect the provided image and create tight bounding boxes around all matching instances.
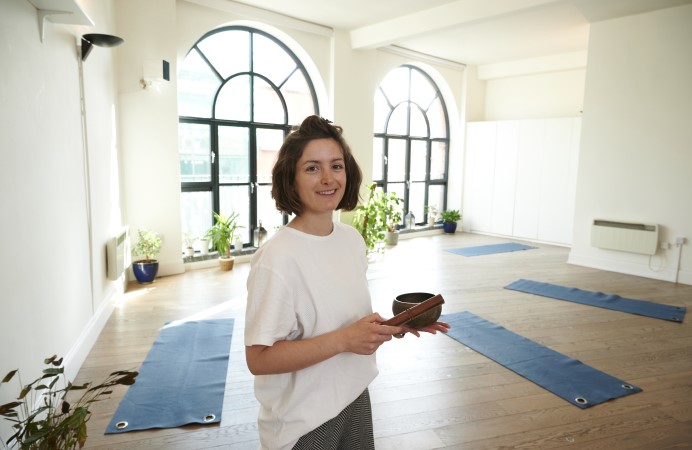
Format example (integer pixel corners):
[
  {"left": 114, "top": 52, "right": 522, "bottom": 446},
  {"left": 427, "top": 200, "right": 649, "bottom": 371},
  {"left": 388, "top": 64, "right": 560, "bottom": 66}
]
[
  {"left": 622, "top": 384, "right": 634, "bottom": 390},
  {"left": 575, "top": 397, "right": 588, "bottom": 405},
  {"left": 203, "top": 414, "right": 216, "bottom": 422},
  {"left": 115, "top": 421, "right": 128, "bottom": 430}
]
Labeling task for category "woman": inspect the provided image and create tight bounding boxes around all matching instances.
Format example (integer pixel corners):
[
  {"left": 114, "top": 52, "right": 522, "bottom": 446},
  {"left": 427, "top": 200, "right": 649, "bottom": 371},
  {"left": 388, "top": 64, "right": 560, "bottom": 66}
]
[{"left": 245, "top": 115, "right": 449, "bottom": 449}]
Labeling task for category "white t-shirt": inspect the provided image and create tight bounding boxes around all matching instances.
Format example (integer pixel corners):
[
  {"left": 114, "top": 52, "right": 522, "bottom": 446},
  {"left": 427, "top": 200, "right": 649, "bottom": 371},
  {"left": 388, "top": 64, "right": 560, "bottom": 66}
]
[{"left": 245, "top": 222, "right": 378, "bottom": 450}]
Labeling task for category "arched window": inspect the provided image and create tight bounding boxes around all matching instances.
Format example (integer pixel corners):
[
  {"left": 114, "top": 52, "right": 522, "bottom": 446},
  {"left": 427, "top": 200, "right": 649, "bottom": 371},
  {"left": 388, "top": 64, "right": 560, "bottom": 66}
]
[
  {"left": 178, "top": 26, "right": 318, "bottom": 250},
  {"left": 373, "top": 65, "right": 449, "bottom": 226}
]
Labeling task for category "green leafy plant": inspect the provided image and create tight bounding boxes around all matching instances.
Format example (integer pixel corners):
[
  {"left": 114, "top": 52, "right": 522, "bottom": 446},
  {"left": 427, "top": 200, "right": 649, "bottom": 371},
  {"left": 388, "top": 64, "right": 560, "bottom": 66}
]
[
  {"left": 0, "top": 355, "right": 137, "bottom": 450},
  {"left": 440, "top": 209, "right": 462, "bottom": 223},
  {"left": 353, "top": 183, "right": 403, "bottom": 253},
  {"left": 205, "top": 211, "right": 242, "bottom": 258},
  {"left": 131, "top": 228, "right": 161, "bottom": 262}
]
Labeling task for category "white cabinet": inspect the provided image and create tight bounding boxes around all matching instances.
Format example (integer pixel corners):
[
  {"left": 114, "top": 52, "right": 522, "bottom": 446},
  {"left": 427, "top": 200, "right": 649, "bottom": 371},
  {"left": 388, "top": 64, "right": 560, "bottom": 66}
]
[{"left": 464, "top": 118, "right": 581, "bottom": 246}]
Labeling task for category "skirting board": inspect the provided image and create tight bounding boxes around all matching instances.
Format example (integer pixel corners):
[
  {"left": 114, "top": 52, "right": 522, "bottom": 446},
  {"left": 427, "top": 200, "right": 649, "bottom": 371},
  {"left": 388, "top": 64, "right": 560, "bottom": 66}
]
[
  {"left": 567, "top": 253, "right": 692, "bottom": 286},
  {"left": 62, "top": 283, "right": 120, "bottom": 383}
]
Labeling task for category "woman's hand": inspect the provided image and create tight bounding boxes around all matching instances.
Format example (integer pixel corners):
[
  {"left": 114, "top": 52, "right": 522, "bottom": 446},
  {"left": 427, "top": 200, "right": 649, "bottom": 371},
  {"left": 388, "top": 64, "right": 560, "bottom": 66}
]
[
  {"left": 395, "top": 321, "right": 451, "bottom": 338},
  {"left": 341, "top": 313, "right": 404, "bottom": 355}
]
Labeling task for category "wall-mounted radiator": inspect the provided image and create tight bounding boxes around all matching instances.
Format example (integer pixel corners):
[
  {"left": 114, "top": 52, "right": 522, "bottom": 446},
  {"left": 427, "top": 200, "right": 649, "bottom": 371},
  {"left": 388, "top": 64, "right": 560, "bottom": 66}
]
[
  {"left": 590, "top": 219, "right": 658, "bottom": 255},
  {"left": 106, "top": 226, "right": 131, "bottom": 280}
]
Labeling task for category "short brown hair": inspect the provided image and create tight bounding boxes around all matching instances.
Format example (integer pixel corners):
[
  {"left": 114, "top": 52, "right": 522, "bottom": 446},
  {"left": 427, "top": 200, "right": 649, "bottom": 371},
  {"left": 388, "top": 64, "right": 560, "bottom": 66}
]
[{"left": 271, "top": 115, "right": 362, "bottom": 216}]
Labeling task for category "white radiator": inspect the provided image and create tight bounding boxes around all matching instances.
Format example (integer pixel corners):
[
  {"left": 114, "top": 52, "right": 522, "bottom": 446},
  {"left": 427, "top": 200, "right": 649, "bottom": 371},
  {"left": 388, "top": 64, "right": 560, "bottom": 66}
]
[
  {"left": 106, "top": 226, "right": 131, "bottom": 280},
  {"left": 590, "top": 219, "right": 658, "bottom": 255}
]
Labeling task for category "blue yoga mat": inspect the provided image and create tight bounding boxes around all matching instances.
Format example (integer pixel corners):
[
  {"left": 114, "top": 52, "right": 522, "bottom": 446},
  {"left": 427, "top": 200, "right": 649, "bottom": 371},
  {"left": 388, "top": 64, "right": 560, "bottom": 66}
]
[
  {"left": 442, "top": 311, "right": 641, "bottom": 408},
  {"left": 105, "top": 318, "right": 234, "bottom": 434},
  {"left": 447, "top": 242, "right": 537, "bottom": 257},
  {"left": 505, "top": 279, "right": 686, "bottom": 323}
]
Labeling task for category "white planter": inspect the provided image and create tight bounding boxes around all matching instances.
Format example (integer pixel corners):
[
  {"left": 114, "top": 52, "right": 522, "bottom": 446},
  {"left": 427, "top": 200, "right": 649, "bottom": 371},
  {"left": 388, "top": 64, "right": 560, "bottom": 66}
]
[{"left": 199, "top": 239, "right": 209, "bottom": 255}]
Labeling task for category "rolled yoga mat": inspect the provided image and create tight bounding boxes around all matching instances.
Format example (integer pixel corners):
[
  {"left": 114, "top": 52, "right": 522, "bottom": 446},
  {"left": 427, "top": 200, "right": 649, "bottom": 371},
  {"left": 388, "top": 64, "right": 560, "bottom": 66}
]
[
  {"left": 441, "top": 311, "right": 641, "bottom": 408},
  {"left": 505, "top": 279, "right": 686, "bottom": 323},
  {"left": 446, "top": 242, "right": 537, "bottom": 257},
  {"left": 105, "top": 318, "right": 234, "bottom": 434}
]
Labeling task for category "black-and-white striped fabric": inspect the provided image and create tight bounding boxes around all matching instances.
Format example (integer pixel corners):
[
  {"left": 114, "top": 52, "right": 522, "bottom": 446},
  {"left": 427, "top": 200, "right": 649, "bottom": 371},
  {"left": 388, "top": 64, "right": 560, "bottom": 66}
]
[{"left": 292, "top": 389, "right": 374, "bottom": 450}]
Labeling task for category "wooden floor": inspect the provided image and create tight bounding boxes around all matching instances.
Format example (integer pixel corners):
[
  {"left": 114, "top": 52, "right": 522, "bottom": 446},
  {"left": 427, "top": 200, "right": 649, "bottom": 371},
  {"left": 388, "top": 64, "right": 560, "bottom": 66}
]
[{"left": 77, "top": 232, "right": 692, "bottom": 449}]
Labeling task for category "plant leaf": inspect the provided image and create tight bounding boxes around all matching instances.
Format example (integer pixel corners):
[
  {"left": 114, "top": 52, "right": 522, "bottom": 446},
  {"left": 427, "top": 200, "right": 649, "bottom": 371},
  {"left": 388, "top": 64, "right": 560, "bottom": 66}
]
[
  {"left": 18, "top": 385, "right": 31, "bottom": 399},
  {"left": 0, "top": 401, "right": 22, "bottom": 415},
  {"left": 1, "top": 369, "right": 18, "bottom": 383}
]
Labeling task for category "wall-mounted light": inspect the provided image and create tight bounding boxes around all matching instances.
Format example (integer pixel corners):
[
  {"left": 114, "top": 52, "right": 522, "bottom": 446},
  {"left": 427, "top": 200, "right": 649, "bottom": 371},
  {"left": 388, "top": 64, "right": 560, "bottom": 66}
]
[
  {"left": 140, "top": 60, "right": 170, "bottom": 90},
  {"left": 81, "top": 33, "right": 124, "bottom": 61}
]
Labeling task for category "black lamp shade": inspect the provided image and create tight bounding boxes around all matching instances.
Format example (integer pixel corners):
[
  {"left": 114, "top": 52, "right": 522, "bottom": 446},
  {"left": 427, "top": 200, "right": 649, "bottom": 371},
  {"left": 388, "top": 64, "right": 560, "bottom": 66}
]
[{"left": 81, "top": 33, "right": 124, "bottom": 61}]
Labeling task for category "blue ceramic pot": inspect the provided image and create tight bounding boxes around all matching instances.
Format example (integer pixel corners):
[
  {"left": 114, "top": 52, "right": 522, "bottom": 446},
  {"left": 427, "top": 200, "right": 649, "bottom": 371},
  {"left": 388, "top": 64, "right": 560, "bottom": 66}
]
[
  {"left": 132, "top": 261, "right": 159, "bottom": 283},
  {"left": 443, "top": 222, "right": 457, "bottom": 234}
]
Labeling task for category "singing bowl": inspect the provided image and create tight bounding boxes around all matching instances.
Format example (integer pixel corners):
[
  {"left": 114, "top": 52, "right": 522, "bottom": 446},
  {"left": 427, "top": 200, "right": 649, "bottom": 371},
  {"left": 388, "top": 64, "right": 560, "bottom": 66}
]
[{"left": 392, "top": 292, "right": 441, "bottom": 328}]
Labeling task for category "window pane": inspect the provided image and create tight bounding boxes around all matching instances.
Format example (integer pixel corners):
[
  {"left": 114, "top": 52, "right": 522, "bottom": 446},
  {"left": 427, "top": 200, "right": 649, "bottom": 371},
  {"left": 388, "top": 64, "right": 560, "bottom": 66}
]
[
  {"left": 198, "top": 30, "right": 249, "bottom": 79},
  {"left": 178, "top": 49, "right": 220, "bottom": 118},
  {"left": 410, "top": 140, "right": 427, "bottom": 182},
  {"left": 373, "top": 89, "right": 389, "bottom": 134},
  {"left": 254, "top": 77, "right": 285, "bottom": 124},
  {"left": 179, "top": 123, "right": 211, "bottom": 182},
  {"left": 254, "top": 34, "right": 295, "bottom": 87},
  {"left": 387, "top": 104, "right": 409, "bottom": 135},
  {"left": 372, "top": 137, "right": 383, "bottom": 181},
  {"left": 216, "top": 75, "right": 250, "bottom": 120},
  {"left": 410, "top": 69, "right": 436, "bottom": 109},
  {"left": 387, "top": 138, "right": 406, "bottom": 182},
  {"left": 257, "top": 128, "right": 283, "bottom": 183},
  {"left": 220, "top": 185, "right": 250, "bottom": 243},
  {"left": 218, "top": 126, "right": 249, "bottom": 183},
  {"left": 409, "top": 182, "right": 426, "bottom": 224},
  {"left": 427, "top": 185, "right": 445, "bottom": 220},
  {"left": 257, "top": 185, "right": 283, "bottom": 242},
  {"left": 283, "top": 71, "right": 315, "bottom": 126},
  {"left": 180, "top": 191, "right": 212, "bottom": 241},
  {"left": 380, "top": 66, "right": 409, "bottom": 107},
  {"left": 409, "top": 106, "right": 428, "bottom": 138},
  {"left": 428, "top": 97, "right": 447, "bottom": 138},
  {"left": 430, "top": 141, "right": 447, "bottom": 180}
]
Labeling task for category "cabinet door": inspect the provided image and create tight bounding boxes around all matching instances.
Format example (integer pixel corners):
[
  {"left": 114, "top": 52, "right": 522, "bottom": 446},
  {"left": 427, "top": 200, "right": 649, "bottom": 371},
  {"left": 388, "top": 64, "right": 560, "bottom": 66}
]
[
  {"left": 513, "top": 120, "right": 543, "bottom": 240},
  {"left": 537, "top": 118, "right": 578, "bottom": 244},
  {"left": 491, "top": 121, "right": 519, "bottom": 236}
]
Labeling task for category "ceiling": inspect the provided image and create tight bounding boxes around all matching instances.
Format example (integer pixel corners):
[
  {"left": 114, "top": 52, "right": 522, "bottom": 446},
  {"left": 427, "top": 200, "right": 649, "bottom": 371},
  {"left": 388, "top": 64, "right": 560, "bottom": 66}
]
[{"left": 227, "top": 0, "right": 692, "bottom": 66}]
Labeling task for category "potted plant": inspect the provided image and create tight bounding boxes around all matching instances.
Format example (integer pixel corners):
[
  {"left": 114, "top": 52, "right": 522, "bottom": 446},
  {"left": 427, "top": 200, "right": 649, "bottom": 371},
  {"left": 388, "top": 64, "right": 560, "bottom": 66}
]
[
  {"left": 131, "top": 228, "right": 162, "bottom": 283},
  {"left": 205, "top": 211, "right": 242, "bottom": 271},
  {"left": 353, "top": 183, "right": 403, "bottom": 252},
  {"left": 182, "top": 231, "right": 195, "bottom": 257},
  {"left": 425, "top": 205, "right": 439, "bottom": 226},
  {"left": 384, "top": 192, "right": 403, "bottom": 245},
  {"left": 1, "top": 355, "right": 137, "bottom": 450},
  {"left": 440, "top": 209, "right": 462, "bottom": 234}
]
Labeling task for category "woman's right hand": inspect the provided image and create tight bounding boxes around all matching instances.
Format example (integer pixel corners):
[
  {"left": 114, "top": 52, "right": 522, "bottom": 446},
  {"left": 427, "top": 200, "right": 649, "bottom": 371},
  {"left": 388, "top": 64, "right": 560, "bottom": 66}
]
[{"left": 341, "top": 313, "right": 403, "bottom": 355}]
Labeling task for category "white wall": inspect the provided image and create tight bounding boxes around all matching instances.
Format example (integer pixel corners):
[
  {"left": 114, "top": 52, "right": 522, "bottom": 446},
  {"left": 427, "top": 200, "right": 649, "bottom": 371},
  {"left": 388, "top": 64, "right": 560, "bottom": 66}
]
[
  {"left": 116, "top": 0, "right": 184, "bottom": 277},
  {"left": 568, "top": 4, "right": 692, "bottom": 284},
  {"left": 484, "top": 69, "right": 586, "bottom": 120},
  {"left": 0, "top": 0, "right": 124, "bottom": 434}
]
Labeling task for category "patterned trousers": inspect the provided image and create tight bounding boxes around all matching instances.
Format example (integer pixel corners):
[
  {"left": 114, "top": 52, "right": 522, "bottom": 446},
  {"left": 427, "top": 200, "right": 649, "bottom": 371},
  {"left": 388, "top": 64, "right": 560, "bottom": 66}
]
[{"left": 292, "top": 389, "right": 375, "bottom": 450}]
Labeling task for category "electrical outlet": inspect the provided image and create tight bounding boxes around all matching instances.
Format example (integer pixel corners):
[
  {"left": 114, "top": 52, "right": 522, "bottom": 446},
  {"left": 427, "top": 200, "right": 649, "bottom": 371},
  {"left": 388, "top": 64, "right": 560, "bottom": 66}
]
[
  {"left": 675, "top": 237, "right": 686, "bottom": 245},
  {"left": 660, "top": 242, "right": 670, "bottom": 250}
]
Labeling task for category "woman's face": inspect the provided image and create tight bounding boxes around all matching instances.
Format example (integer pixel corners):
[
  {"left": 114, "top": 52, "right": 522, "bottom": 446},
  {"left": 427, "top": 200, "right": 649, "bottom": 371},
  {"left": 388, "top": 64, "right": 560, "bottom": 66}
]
[{"left": 294, "top": 138, "right": 347, "bottom": 217}]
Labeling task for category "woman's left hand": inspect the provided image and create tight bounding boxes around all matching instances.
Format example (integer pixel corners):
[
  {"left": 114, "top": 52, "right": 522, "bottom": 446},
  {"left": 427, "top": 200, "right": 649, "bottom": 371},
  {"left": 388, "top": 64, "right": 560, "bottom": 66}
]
[{"left": 395, "top": 321, "right": 451, "bottom": 338}]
